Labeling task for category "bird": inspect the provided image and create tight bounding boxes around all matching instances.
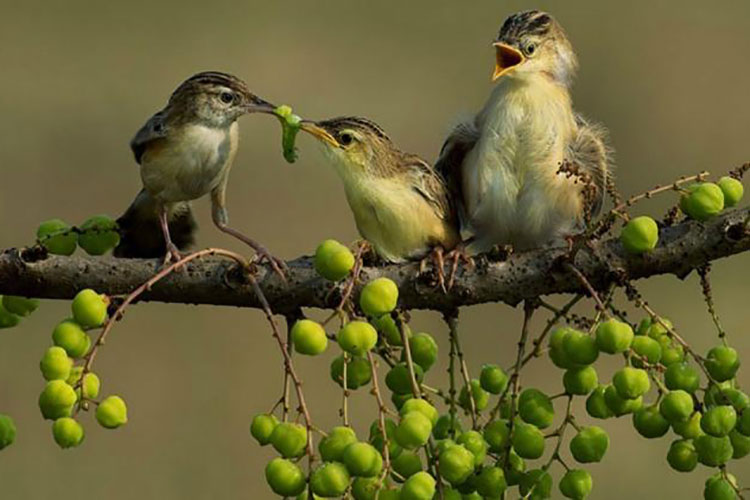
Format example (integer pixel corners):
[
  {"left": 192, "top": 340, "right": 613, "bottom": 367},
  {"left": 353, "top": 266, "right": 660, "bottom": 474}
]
[
  {"left": 300, "top": 116, "right": 461, "bottom": 286},
  {"left": 435, "top": 10, "right": 610, "bottom": 255},
  {"left": 114, "top": 71, "right": 286, "bottom": 277}
]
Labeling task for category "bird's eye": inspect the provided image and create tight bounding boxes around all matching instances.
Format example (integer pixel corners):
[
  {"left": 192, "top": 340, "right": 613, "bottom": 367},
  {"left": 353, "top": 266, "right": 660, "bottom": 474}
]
[
  {"left": 339, "top": 132, "right": 354, "bottom": 146},
  {"left": 524, "top": 43, "right": 537, "bottom": 56},
  {"left": 219, "top": 92, "right": 234, "bottom": 104}
]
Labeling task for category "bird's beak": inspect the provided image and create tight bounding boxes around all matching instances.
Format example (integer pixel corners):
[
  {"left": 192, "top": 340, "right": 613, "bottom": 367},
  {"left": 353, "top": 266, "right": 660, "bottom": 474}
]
[
  {"left": 492, "top": 42, "right": 525, "bottom": 81},
  {"left": 244, "top": 96, "right": 277, "bottom": 114},
  {"left": 300, "top": 121, "right": 339, "bottom": 148}
]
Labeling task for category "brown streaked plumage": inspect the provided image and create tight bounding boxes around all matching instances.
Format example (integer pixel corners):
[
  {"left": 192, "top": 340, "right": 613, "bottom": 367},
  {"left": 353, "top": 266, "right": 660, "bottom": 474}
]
[
  {"left": 436, "top": 10, "right": 611, "bottom": 253},
  {"left": 115, "top": 71, "right": 286, "bottom": 276},
  {"left": 301, "top": 116, "right": 460, "bottom": 264}
]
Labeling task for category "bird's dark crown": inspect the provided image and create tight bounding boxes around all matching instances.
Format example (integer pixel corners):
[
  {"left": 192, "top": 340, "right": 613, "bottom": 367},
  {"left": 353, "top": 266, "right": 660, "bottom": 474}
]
[
  {"left": 316, "top": 116, "right": 391, "bottom": 142},
  {"left": 496, "top": 10, "right": 562, "bottom": 43},
  {"left": 170, "top": 71, "right": 252, "bottom": 100}
]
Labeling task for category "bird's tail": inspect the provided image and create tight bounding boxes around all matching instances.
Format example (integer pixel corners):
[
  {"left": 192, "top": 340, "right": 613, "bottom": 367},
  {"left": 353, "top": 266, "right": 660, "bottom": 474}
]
[{"left": 113, "top": 190, "right": 197, "bottom": 258}]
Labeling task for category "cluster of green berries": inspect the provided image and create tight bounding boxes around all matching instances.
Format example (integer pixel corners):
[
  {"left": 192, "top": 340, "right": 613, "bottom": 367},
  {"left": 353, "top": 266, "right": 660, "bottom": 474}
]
[
  {"left": 620, "top": 177, "right": 744, "bottom": 255},
  {"left": 37, "top": 289, "right": 128, "bottom": 449},
  {"left": 36, "top": 215, "right": 120, "bottom": 257},
  {"left": 0, "top": 295, "right": 40, "bottom": 330}
]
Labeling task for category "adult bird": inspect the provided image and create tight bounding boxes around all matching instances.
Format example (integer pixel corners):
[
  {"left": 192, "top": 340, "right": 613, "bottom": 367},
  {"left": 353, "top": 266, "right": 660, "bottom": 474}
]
[
  {"left": 301, "top": 116, "right": 461, "bottom": 287},
  {"left": 436, "top": 10, "right": 610, "bottom": 254},
  {"left": 114, "top": 71, "right": 286, "bottom": 277}
]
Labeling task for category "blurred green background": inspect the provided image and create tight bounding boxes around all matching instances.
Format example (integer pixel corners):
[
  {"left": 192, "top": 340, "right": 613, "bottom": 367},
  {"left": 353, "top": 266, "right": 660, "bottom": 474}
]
[{"left": 1, "top": 0, "right": 749, "bottom": 498}]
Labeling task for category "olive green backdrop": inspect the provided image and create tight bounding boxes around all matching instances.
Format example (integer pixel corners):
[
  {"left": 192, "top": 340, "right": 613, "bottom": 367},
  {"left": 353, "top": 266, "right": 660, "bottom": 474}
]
[{"left": 0, "top": 1, "right": 749, "bottom": 498}]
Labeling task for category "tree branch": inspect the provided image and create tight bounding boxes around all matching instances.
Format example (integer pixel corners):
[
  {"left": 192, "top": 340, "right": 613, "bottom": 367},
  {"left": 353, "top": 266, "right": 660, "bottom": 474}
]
[{"left": 1, "top": 208, "right": 748, "bottom": 314}]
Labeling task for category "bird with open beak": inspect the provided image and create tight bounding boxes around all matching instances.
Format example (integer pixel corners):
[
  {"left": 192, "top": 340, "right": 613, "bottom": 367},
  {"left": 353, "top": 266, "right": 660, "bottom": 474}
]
[
  {"left": 436, "top": 10, "right": 610, "bottom": 254},
  {"left": 114, "top": 71, "right": 286, "bottom": 277},
  {"left": 300, "top": 116, "right": 462, "bottom": 288}
]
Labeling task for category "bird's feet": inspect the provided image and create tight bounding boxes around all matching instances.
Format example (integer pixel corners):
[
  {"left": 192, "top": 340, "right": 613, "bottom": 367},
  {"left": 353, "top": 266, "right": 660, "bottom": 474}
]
[
  {"left": 162, "top": 243, "right": 183, "bottom": 269},
  {"left": 251, "top": 246, "right": 288, "bottom": 282},
  {"left": 419, "top": 246, "right": 448, "bottom": 293},
  {"left": 444, "top": 244, "right": 475, "bottom": 290}
]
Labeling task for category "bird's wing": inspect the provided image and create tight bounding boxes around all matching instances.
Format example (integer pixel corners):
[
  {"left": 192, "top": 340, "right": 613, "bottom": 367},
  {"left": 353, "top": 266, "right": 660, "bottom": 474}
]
[
  {"left": 433, "top": 120, "right": 480, "bottom": 223},
  {"left": 129, "top": 110, "right": 169, "bottom": 165},
  {"left": 403, "top": 153, "right": 456, "bottom": 223},
  {"left": 567, "top": 113, "right": 612, "bottom": 217}
]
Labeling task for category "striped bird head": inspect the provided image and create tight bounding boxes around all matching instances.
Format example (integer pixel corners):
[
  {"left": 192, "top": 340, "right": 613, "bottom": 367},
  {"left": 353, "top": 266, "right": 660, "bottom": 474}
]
[
  {"left": 492, "top": 10, "right": 577, "bottom": 87},
  {"left": 300, "top": 116, "right": 399, "bottom": 178},
  {"left": 168, "top": 71, "right": 275, "bottom": 126}
]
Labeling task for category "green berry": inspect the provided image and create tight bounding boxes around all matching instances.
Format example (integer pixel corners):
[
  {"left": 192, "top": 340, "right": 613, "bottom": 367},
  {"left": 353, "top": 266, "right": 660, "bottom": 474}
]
[
  {"left": 564, "top": 366, "right": 599, "bottom": 395},
  {"left": 52, "top": 319, "right": 90, "bottom": 358},
  {"left": 391, "top": 393, "right": 413, "bottom": 411},
  {"left": 456, "top": 430, "right": 487, "bottom": 466},
  {"left": 512, "top": 422, "right": 545, "bottom": 460},
  {"left": 314, "top": 239, "right": 355, "bottom": 281},
  {"left": 518, "top": 388, "right": 554, "bottom": 429},
  {"left": 40, "top": 346, "right": 73, "bottom": 381},
  {"left": 400, "top": 471, "right": 435, "bottom": 500},
  {"left": 658, "top": 336, "right": 685, "bottom": 366},
  {"left": 603, "top": 384, "right": 642, "bottom": 417},
  {"left": 250, "top": 413, "right": 278, "bottom": 446},
  {"left": 519, "top": 469, "right": 552, "bottom": 498},
  {"left": 695, "top": 433, "right": 733, "bottom": 467},
  {"left": 612, "top": 367, "right": 651, "bottom": 399},
  {"left": 704, "top": 474, "right": 738, "bottom": 500},
  {"left": 52, "top": 417, "right": 85, "bottom": 449},
  {"left": 2, "top": 295, "right": 40, "bottom": 317},
  {"left": 433, "top": 414, "right": 462, "bottom": 440},
  {"left": 0, "top": 414, "right": 16, "bottom": 450},
  {"left": 270, "top": 422, "right": 307, "bottom": 458},
  {"left": 738, "top": 410, "right": 750, "bottom": 436},
  {"left": 570, "top": 426, "right": 609, "bottom": 463},
  {"left": 37, "top": 219, "right": 77, "bottom": 256},
  {"left": 395, "top": 412, "right": 432, "bottom": 450},
  {"left": 391, "top": 450, "right": 422, "bottom": 479},
  {"left": 400, "top": 399, "right": 438, "bottom": 426},
  {"left": 369, "top": 419, "right": 401, "bottom": 458},
  {"left": 438, "top": 444, "right": 475, "bottom": 485},
  {"left": 351, "top": 477, "right": 382, "bottom": 500},
  {"left": 71, "top": 289, "right": 108, "bottom": 328},
  {"left": 291, "top": 319, "right": 328, "bottom": 355},
  {"left": 664, "top": 363, "right": 700, "bottom": 393},
  {"left": 562, "top": 330, "right": 599, "bottom": 366},
  {"left": 458, "top": 379, "right": 489, "bottom": 412},
  {"left": 620, "top": 216, "right": 659, "bottom": 254},
  {"left": 385, "top": 362, "right": 423, "bottom": 395},
  {"left": 717, "top": 176, "right": 744, "bottom": 207},
  {"left": 632, "top": 405, "right": 670, "bottom": 438},
  {"left": 337, "top": 321, "right": 378, "bottom": 356},
  {"left": 559, "top": 469, "right": 593, "bottom": 499},
  {"left": 407, "top": 333, "right": 438, "bottom": 371},
  {"left": 483, "top": 419, "right": 510, "bottom": 453},
  {"left": 372, "top": 314, "right": 410, "bottom": 346},
  {"left": 705, "top": 346, "right": 740, "bottom": 382},
  {"left": 630, "top": 335, "right": 662, "bottom": 367},
  {"left": 548, "top": 327, "right": 578, "bottom": 369},
  {"left": 77, "top": 215, "right": 120, "bottom": 255},
  {"left": 79, "top": 372, "right": 100, "bottom": 400},
  {"left": 96, "top": 395, "right": 128, "bottom": 429},
  {"left": 319, "top": 426, "right": 357, "bottom": 462},
  {"left": 586, "top": 386, "right": 614, "bottom": 419},
  {"left": 359, "top": 277, "right": 398, "bottom": 317},
  {"left": 646, "top": 317, "right": 672, "bottom": 339},
  {"left": 666, "top": 439, "right": 697, "bottom": 472},
  {"left": 476, "top": 467, "right": 507, "bottom": 498},
  {"left": 672, "top": 412, "right": 704, "bottom": 440},
  {"left": 503, "top": 449, "right": 526, "bottom": 487},
  {"left": 480, "top": 364, "right": 509, "bottom": 395},
  {"left": 682, "top": 182, "right": 725, "bottom": 221},
  {"left": 330, "top": 355, "right": 372, "bottom": 390},
  {"left": 701, "top": 406, "right": 737, "bottom": 437},
  {"left": 729, "top": 429, "right": 750, "bottom": 459},
  {"left": 342, "top": 441, "right": 382, "bottom": 477},
  {"left": 265, "top": 458, "right": 306, "bottom": 497},
  {"left": 659, "top": 390, "right": 694, "bottom": 423},
  {"left": 595, "top": 319, "right": 634, "bottom": 354},
  {"left": 39, "top": 380, "right": 77, "bottom": 420},
  {"left": 378, "top": 489, "right": 401, "bottom": 500}
]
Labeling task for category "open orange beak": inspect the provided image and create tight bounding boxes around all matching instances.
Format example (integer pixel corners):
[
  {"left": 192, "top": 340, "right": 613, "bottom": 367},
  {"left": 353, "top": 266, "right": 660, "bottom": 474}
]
[
  {"left": 492, "top": 42, "right": 525, "bottom": 81},
  {"left": 300, "top": 121, "right": 339, "bottom": 147}
]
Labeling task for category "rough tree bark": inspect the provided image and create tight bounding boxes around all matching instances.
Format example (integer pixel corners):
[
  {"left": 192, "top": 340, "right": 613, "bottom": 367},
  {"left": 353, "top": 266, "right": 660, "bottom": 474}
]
[{"left": 0, "top": 208, "right": 748, "bottom": 315}]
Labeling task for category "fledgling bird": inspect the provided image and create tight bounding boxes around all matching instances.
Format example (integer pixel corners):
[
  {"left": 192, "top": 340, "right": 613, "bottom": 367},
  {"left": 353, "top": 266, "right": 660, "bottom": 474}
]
[
  {"left": 114, "top": 71, "right": 286, "bottom": 276},
  {"left": 300, "top": 117, "right": 461, "bottom": 280},
  {"left": 436, "top": 10, "right": 610, "bottom": 254}
]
